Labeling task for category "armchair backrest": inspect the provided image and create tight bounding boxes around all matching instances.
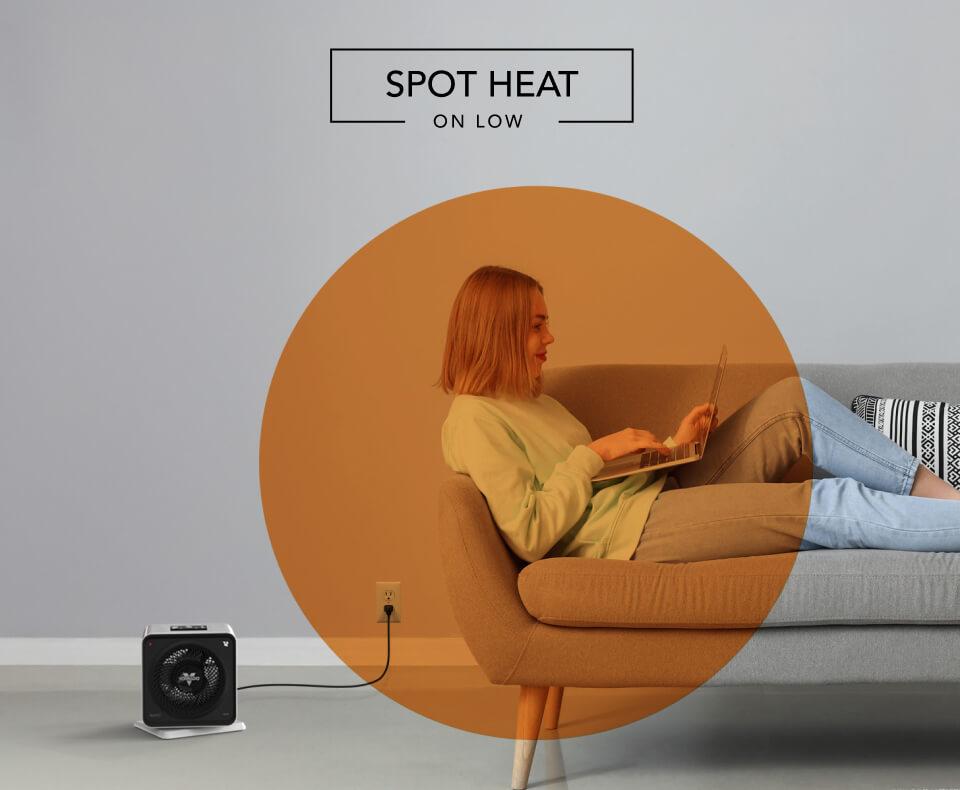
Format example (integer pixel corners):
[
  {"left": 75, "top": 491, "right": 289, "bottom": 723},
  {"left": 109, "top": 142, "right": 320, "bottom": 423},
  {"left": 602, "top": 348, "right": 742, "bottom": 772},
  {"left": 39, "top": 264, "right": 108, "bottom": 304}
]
[{"left": 543, "top": 361, "right": 798, "bottom": 440}]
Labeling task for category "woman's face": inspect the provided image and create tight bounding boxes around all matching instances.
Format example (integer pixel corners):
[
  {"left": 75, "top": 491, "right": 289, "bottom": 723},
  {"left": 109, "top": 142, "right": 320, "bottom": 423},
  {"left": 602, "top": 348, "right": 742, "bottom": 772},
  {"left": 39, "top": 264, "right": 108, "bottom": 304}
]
[{"left": 526, "top": 289, "right": 555, "bottom": 378}]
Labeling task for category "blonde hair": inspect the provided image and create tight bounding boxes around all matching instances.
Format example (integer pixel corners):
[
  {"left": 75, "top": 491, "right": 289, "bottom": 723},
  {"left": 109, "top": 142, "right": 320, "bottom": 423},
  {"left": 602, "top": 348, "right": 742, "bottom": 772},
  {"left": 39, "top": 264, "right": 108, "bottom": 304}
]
[{"left": 436, "top": 266, "right": 545, "bottom": 400}]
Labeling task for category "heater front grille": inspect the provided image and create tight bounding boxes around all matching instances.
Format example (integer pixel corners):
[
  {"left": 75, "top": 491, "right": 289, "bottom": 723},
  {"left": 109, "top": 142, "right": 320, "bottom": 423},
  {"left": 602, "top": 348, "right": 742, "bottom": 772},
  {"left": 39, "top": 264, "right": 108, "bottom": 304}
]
[{"left": 150, "top": 644, "right": 225, "bottom": 718}]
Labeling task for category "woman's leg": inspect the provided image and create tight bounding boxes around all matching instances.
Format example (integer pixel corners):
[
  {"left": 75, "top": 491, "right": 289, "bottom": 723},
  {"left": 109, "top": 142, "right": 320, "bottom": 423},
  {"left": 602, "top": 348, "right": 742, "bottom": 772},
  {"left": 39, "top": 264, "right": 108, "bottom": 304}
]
[
  {"left": 908, "top": 461, "right": 960, "bottom": 500},
  {"left": 668, "top": 375, "right": 811, "bottom": 489},
  {"left": 804, "top": 476, "right": 960, "bottom": 551},
  {"left": 633, "top": 477, "right": 960, "bottom": 563},
  {"left": 797, "top": 377, "right": 921, "bottom": 494},
  {"left": 670, "top": 375, "right": 925, "bottom": 496},
  {"left": 633, "top": 481, "right": 812, "bottom": 563}
]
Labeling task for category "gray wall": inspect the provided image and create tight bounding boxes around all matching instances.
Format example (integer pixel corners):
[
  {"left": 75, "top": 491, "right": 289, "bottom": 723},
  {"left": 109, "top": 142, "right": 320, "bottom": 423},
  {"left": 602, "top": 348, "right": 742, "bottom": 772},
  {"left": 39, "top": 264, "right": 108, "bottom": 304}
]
[{"left": 2, "top": 1, "right": 958, "bottom": 637}]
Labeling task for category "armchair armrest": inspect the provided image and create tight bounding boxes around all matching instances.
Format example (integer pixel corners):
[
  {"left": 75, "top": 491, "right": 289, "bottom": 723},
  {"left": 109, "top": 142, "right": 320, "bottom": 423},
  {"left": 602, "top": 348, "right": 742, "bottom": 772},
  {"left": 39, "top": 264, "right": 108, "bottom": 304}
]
[{"left": 438, "top": 473, "right": 540, "bottom": 684}]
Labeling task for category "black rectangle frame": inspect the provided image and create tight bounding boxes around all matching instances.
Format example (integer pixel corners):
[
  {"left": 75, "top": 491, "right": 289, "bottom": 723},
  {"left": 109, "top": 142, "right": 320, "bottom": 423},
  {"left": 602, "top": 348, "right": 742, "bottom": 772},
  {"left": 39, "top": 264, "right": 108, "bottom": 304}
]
[{"left": 329, "top": 48, "right": 634, "bottom": 124}]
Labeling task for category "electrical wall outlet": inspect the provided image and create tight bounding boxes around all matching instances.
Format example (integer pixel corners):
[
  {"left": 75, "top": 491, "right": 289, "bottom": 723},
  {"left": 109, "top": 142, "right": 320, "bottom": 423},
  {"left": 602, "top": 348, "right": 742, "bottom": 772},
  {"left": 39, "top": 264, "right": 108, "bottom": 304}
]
[{"left": 376, "top": 581, "right": 402, "bottom": 623}]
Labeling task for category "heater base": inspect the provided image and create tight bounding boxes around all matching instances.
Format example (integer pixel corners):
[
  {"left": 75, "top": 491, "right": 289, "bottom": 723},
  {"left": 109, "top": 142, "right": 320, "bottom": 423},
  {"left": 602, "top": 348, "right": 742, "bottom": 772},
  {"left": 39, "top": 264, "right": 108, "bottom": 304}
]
[{"left": 134, "top": 720, "right": 246, "bottom": 739}]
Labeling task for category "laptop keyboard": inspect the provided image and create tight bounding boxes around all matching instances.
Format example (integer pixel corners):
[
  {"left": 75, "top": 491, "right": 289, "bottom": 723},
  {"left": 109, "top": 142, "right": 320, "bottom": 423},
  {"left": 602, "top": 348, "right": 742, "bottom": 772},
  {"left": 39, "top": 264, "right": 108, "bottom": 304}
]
[{"left": 606, "top": 440, "right": 698, "bottom": 471}]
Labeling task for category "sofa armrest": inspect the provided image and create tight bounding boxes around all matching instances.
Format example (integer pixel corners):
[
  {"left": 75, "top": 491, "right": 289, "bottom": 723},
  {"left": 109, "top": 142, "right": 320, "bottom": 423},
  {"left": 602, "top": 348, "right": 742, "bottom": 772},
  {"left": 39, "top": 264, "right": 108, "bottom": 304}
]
[{"left": 438, "top": 473, "right": 540, "bottom": 684}]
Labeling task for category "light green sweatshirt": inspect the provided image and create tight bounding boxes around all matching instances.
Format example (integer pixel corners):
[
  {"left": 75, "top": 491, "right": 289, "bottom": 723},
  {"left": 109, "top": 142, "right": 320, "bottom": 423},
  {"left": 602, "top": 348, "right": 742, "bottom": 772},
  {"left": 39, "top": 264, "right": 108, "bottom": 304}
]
[{"left": 441, "top": 392, "right": 676, "bottom": 562}]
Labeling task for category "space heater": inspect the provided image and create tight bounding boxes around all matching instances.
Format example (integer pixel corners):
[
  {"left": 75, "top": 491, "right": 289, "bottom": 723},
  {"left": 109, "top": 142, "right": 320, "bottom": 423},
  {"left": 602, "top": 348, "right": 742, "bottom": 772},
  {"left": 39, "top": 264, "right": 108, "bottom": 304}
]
[{"left": 136, "top": 623, "right": 244, "bottom": 738}]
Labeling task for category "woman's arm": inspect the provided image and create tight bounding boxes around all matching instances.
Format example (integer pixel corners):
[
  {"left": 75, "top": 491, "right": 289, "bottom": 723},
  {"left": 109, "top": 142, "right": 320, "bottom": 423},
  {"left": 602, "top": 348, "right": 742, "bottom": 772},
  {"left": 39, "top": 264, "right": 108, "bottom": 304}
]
[{"left": 443, "top": 415, "right": 604, "bottom": 562}]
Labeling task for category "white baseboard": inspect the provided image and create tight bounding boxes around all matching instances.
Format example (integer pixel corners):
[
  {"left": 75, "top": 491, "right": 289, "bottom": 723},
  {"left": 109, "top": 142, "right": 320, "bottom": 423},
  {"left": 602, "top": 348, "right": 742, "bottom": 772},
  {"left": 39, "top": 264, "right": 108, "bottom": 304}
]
[
  {"left": 0, "top": 638, "right": 340, "bottom": 666},
  {"left": 0, "top": 637, "right": 475, "bottom": 666}
]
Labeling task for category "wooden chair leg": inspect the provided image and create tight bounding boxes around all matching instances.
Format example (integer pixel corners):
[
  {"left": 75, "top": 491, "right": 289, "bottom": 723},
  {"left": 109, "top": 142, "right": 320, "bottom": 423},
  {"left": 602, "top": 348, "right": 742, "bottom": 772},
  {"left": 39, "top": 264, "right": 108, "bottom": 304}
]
[
  {"left": 512, "top": 685, "right": 549, "bottom": 790},
  {"left": 543, "top": 686, "right": 564, "bottom": 730}
]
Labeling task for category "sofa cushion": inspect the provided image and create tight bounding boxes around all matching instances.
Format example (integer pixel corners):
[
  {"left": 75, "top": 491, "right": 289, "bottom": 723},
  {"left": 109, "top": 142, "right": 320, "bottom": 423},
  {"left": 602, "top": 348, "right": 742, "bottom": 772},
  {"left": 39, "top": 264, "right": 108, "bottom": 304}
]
[
  {"left": 851, "top": 393, "right": 960, "bottom": 490},
  {"left": 517, "top": 549, "right": 960, "bottom": 628}
]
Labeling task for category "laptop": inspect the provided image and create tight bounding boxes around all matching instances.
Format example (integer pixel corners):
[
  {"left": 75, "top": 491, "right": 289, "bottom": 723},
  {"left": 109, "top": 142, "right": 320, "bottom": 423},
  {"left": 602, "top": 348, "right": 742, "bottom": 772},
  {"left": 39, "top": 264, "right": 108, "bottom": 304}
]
[{"left": 590, "top": 345, "right": 728, "bottom": 482}]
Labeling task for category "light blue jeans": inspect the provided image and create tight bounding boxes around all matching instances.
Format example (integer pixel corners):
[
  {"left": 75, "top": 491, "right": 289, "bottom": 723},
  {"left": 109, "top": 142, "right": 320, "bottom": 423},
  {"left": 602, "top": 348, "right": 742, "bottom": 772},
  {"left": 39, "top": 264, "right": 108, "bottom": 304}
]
[{"left": 799, "top": 377, "right": 960, "bottom": 551}]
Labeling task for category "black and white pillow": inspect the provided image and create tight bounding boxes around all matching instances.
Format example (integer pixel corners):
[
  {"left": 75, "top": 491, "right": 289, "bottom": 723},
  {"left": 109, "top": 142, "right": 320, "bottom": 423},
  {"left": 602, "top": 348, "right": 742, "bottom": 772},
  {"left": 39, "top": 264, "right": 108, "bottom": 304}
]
[{"left": 851, "top": 394, "right": 960, "bottom": 490}]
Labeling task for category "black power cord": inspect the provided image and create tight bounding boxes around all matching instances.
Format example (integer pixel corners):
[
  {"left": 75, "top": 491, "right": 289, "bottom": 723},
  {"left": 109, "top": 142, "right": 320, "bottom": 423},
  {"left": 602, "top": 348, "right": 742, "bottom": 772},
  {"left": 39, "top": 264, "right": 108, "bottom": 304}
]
[{"left": 236, "top": 605, "right": 393, "bottom": 691}]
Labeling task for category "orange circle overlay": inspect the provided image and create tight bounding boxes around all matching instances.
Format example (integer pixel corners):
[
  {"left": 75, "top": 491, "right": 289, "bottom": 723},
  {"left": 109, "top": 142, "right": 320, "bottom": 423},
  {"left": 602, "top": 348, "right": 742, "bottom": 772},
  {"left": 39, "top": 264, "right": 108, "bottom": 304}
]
[{"left": 260, "top": 186, "right": 807, "bottom": 739}]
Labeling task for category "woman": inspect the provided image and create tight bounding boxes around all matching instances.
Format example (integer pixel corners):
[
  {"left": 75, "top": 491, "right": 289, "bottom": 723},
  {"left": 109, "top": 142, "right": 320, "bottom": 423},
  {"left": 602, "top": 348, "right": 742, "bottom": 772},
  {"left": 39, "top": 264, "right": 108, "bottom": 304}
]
[{"left": 437, "top": 266, "right": 960, "bottom": 564}]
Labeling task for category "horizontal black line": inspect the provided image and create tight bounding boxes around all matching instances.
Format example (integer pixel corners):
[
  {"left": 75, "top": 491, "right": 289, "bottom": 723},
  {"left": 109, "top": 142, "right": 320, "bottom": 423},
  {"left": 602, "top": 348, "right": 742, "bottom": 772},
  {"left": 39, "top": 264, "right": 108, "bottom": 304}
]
[
  {"left": 558, "top": 119, "right": 633, "bottom": 124},
  {"left": 330, "top": 120, "right": 407, "bottom": 124},
  {"left": 331, "top": 48, "right": 632, "bottom": 52}
]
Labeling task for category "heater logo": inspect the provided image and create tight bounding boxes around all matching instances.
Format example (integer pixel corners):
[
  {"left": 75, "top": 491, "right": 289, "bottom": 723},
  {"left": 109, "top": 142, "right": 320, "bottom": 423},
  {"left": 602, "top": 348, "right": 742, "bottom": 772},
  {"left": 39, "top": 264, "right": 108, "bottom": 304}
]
[{"left": 178, "top": 672, "right": 200, "bottom": 687}]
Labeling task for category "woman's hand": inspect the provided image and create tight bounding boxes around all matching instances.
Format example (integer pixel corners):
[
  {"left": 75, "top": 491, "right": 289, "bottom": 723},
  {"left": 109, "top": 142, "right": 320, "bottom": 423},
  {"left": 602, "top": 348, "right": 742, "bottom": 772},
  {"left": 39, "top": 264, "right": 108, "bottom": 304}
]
[
  {"left": 587, "top": 429, "right": 672, "bottom": 463},
  {"left": 673, "top": 403, "right": 719, "bottom": 446}
]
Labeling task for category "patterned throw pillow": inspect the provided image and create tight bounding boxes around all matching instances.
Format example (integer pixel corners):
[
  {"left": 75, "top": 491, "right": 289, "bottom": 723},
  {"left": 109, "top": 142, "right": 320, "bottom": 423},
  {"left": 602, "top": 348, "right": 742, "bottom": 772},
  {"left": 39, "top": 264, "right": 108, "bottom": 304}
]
[{"left": 851, "top": 394, "right": 960, "bottom": 490}]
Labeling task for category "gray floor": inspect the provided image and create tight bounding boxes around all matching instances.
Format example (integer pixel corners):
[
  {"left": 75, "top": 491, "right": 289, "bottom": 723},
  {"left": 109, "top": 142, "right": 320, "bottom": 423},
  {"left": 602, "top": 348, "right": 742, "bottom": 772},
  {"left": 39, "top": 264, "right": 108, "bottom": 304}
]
[{"left": 4, "top": 667, "right": 960, "bottom": 789}]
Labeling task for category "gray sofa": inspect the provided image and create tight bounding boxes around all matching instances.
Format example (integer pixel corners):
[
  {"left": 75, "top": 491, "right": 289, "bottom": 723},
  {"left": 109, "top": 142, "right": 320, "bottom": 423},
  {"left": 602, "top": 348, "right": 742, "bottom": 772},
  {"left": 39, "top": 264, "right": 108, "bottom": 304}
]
[{"left": 709, "top": 362, "right": 960, "bottom": 686}]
